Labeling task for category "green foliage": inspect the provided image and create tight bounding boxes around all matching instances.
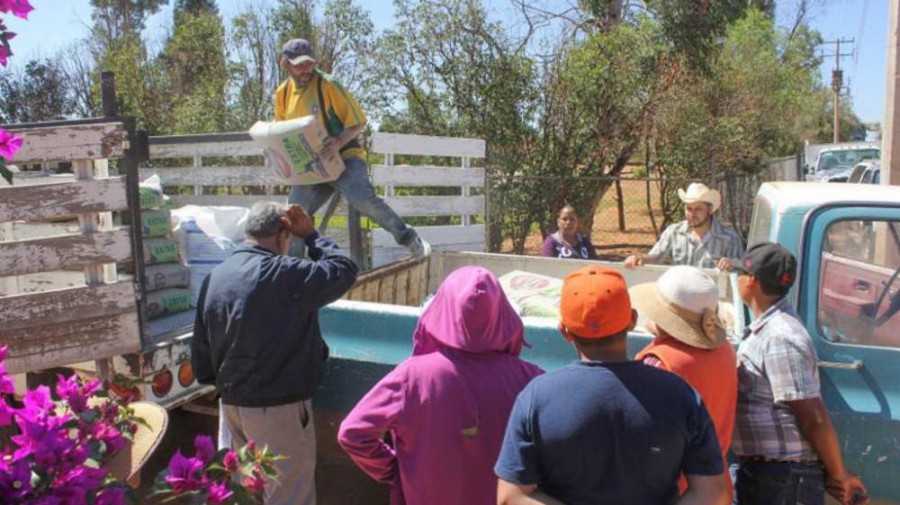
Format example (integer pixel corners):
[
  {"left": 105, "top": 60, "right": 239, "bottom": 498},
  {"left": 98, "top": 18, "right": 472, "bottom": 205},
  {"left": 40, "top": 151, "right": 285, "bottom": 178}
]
[
  {"left": 162, "top": 10, "right": 231, "bottom": 133},
  {"left": 0, "top": 59, "right": 74, "bottom": 122}
]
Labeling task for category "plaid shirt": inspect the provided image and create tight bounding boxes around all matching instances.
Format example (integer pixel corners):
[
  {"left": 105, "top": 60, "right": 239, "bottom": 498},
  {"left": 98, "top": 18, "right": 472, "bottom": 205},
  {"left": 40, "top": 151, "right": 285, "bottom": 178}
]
[
  {"left": 645, "top": 218, "right": 744, "bottom": 269},
  {"left": 732, "top": 297, "right": 821, "bottom": 461}
]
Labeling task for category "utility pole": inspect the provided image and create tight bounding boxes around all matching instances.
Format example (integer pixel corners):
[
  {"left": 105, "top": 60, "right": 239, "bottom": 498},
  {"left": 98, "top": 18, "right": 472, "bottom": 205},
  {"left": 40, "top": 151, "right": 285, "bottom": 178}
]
[
  {"left": 821, "top": 38, "right": 854, "bottom": 142},
  {"left": 884, "top": 0, "right": 899, "bottom": 186}
]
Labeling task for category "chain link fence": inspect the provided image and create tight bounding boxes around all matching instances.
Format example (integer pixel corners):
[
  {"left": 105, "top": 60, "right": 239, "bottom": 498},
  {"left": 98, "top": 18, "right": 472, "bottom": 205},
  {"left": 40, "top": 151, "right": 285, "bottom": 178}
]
[{"left": 484, "top": 170, "right": 767, "bottom": 258}]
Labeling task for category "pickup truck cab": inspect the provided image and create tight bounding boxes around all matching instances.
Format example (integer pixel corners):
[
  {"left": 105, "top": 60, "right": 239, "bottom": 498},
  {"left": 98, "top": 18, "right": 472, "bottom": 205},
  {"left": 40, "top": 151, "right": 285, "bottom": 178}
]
[{"left": 747, "top": 182, "right": 900, "bottom": 503}]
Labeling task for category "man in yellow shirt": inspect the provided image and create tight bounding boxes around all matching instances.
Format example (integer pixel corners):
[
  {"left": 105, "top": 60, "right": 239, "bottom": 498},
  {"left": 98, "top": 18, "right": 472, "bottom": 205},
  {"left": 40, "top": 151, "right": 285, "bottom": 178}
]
[{"left": 275, "top": 38, "right": 425, "bottom": 258}]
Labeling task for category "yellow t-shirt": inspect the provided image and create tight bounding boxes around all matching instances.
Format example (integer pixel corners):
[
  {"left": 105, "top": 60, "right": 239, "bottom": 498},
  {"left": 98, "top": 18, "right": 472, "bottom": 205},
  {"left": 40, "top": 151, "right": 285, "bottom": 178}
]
[{"left": 274, "top": 71, "right": 367, "bottom": 160}]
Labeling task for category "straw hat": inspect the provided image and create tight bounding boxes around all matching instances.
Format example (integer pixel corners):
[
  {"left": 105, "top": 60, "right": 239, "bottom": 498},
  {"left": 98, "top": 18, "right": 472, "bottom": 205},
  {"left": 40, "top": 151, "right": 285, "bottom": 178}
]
[
  {"left": 678, "top": 182, "right": 721, "bottom": 213},
  {"left": 629, "top": 266, "right": 726, "bottom": 350},
  {"left": 105, "top": 401, "right": 169, "bottom": 482}
]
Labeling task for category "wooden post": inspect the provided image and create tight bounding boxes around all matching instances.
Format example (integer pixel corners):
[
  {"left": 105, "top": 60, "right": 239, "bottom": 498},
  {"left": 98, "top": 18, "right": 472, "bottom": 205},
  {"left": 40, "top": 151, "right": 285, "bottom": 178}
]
[{"left": 101, "top": 72, "right": 118, "bottom": 117}]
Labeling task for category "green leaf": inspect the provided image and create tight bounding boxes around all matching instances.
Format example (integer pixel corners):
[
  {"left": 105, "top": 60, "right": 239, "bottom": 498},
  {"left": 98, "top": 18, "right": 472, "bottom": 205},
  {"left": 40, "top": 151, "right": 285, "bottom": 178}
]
[{"left": 0, "top": 160, "right": 13, "bottom": 185}]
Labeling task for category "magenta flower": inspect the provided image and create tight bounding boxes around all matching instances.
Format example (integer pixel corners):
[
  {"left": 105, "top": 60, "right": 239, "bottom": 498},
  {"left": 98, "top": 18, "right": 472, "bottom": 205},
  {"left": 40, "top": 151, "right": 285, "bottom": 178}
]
[
  {"left": 242, "top": 474, "right": 266, "bottom": 494},
  {"left": 91, "top": 422, "right": 126, "bottom": 457},
  {"left": 194, "top": 435, "right": 216, "bottom": 465},
  {"left": 56, "top": 374, "right": 99, "bottom": 414},
  {"left": 0, "top": 0, "right": 33, "bottom": 19},
  {"left": 95, "top": 486, "right": 127, "bottom": 505},
  {"left": 165, "top": 451, "right": 205, "bottom": 493},
  {"left": 0, "top": 127, "right": 23, "bottom": 160},
  {"left": 0, "top": 402, "right": 14, "bottom": 425},
  {"left": 222, "top": 450, "right": 239, "bottom": 472},
  {"left": 0, "top": 457, "right": 32, "bottom": 501},
  {"left": 206, "top": 481, "right": 234, "bottom": 505}
]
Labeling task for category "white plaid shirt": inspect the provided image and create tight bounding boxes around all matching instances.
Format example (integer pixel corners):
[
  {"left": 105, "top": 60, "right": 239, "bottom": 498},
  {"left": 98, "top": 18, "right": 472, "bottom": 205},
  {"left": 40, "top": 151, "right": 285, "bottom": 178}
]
[
  {"left": 732, "top": 298, "right": 821, "bottom": 461},
  {"left": 645, "top": 218, "right": 744, "bottom": 268}
]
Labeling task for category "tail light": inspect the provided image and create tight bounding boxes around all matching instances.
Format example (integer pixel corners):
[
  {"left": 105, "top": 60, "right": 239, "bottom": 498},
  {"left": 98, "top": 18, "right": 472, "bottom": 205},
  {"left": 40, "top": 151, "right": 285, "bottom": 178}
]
[
  {"left": 151, "top": 370, "right": 174, "bottom": 398},
  {"left": 177, "top": 362, "right": 194, "bottom": 388}
]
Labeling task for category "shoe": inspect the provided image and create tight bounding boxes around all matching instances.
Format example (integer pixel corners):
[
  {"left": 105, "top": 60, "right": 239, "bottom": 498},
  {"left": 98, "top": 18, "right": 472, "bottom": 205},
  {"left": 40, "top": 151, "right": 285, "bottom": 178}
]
[{"left": 406, "top": 236, "right": 430, "bottom": 259}]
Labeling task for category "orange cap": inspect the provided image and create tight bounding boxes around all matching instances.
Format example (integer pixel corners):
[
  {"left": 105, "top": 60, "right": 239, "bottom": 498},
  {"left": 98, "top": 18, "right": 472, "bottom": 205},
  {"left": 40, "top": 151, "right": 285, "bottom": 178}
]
[{"left": 560, "top": 266, "right": 632, "bottom": 339}]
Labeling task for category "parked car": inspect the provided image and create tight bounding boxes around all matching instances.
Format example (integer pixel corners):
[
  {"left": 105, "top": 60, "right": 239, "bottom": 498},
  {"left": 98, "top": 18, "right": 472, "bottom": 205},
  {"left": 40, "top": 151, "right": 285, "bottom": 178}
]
[{"left": 860, "top": 164, "right": 881, "bottom": 184}]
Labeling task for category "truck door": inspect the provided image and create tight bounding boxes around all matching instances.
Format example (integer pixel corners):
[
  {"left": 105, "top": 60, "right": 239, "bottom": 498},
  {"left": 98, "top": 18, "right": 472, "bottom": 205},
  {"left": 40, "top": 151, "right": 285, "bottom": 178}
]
[{"left": 799, "top": 206, "right": 900, "bottom": 503}]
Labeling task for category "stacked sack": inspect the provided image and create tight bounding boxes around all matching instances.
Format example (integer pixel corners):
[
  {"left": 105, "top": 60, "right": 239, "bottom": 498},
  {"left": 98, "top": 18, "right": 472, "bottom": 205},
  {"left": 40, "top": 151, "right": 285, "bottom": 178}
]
[{"left": 138, "top": 176, "right": 193, "bottom": 321}]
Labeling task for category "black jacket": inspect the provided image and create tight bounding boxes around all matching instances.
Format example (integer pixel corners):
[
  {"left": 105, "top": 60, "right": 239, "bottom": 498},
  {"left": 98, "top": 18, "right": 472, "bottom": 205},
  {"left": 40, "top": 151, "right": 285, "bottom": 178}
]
[{"left": 192, "top": 232, "right": 358, "bottom": 407}]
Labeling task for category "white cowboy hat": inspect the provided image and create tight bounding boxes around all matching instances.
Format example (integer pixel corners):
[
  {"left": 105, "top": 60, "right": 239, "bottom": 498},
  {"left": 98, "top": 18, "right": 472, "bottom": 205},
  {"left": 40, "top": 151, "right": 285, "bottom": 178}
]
[
  {"left": 678, "top": 182, "right": 720, "bottom": 213},
  {"left": 629, "top": 266, "right": 727, "bottom": 350}
]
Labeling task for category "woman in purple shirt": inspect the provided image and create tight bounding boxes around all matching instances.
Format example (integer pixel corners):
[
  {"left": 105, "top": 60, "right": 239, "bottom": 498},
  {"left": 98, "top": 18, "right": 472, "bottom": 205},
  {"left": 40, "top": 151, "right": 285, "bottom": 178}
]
[{"left": 541, "top": 205, "right": 598, "bottom": 260}]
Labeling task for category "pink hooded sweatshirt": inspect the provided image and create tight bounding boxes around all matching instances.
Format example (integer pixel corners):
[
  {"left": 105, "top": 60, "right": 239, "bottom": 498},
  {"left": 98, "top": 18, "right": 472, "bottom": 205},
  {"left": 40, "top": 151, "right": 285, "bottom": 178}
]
[{"left": 337, "top": 266, "right": 544, "bottom": 505}]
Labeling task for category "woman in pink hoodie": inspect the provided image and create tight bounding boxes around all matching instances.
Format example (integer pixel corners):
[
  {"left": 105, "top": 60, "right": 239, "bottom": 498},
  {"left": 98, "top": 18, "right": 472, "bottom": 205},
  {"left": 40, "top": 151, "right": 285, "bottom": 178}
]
[{"left": 337, "top": 266, "right": 544, "bottom": 505}]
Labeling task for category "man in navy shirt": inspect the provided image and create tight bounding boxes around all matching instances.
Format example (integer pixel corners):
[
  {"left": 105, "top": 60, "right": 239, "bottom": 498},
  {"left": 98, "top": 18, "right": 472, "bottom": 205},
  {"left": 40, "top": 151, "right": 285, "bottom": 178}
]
[{"left": 495, "top": 265, "right": 728, "bottom": 505}]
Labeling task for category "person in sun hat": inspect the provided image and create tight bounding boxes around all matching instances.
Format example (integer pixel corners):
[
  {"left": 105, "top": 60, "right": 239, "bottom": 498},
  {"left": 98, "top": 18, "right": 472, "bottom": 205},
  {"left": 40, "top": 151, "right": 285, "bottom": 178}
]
[
  {"left": 625, "top": 182, "right": 744, "bottom": 270},
  {"left": 275, "top": 37, "right": 427, "bottom": 259},
  {"left": 727, "top": 242, "right": 868, "bottom": 505},
  {"left": 631, "top": 265, "right": 738, "bottom": 500},
  {"left": 337, "top": 266, "right": 543, "bottom": 505},
  {"left": 495, "top": 265, "right": 728, "bottom": 505},
  {"left": 102, "top": 401, "right": 169, "bottom": 487}
]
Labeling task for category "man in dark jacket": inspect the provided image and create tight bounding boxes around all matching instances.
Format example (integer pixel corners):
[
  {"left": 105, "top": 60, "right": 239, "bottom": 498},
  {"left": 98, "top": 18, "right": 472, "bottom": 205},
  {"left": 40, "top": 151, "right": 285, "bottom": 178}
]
[{"left": 192, "top": 202, "right": 358, "bottom": 505}]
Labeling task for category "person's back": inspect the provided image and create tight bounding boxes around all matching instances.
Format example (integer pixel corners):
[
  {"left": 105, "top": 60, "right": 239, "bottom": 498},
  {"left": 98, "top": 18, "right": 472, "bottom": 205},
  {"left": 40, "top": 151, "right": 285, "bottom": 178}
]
[
  {"left": 495, "top": 265, "right": 725, "bottom": 505},
  {"left": 338, "top": 266, "right": 543, "bottom": 505},
  {"left": 498, "top": 360, "right": 717, "bottom": 505}
]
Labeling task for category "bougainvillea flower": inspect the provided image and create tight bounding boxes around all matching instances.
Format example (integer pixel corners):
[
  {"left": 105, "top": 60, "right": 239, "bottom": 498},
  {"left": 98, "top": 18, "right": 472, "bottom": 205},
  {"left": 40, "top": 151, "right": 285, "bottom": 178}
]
[
  {"left": 206, "top": 481, "right": 234, "bottom": 505},
  {"left": 165, "top": 451, "right": 206, "bottom": 493},
  {"left": 194, "top": 435, "right": 216, "bottom": 465},
  {"left": 0, "top": 128, "right": 23, "bottom": 160}
]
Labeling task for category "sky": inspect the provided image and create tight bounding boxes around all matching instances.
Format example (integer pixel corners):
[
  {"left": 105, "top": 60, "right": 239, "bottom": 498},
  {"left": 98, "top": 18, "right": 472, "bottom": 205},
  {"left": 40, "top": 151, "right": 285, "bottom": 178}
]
[{"left": 1, "top": 0, "right": 890, "bottom": 124}]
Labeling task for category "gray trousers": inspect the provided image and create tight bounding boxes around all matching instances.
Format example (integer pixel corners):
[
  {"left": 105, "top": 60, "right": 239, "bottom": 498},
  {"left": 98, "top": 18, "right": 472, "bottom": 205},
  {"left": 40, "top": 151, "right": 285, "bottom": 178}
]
[{"left": 222, "top": 399, "right": 317, "bottom": 505}]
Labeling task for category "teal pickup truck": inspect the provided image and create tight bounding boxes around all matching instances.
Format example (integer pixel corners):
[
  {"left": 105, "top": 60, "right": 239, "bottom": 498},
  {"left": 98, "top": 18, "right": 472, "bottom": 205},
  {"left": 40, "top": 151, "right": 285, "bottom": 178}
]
[{"left": 316, "top": 181, "right": 900, "bottom": 504}]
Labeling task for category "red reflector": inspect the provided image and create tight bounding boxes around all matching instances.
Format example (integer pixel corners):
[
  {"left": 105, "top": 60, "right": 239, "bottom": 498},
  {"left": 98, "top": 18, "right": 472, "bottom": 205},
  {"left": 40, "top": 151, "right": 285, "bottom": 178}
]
[
  {"left": 178, "top": 362, "right": 194, "bottom": 388},
  {"left": 151, "top": 370, "right": 174, "bottom": 398}
]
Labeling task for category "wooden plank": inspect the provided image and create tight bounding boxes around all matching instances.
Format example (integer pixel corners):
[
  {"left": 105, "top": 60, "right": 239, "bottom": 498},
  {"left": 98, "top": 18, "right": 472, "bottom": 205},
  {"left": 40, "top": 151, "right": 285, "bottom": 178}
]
[
  {"left": 371, "top": 165, "right": 485, "bottom": 187},
  {"left": 149, "top": 140, "right": 262, "bottom": 159},
  {"left": 140, "top": 166, "right": 281, "bottom": 186},
  {"left": 3, "top": 313, "right": 141, "bottom": 375},
  {"left": 0, "top": 228, "right": 132, "bottom": 277},
  {"left": 383, "top": 196, "right": 484, "bottom": 217},
  {"left": 373, "top": 225, "right": 485, "bottom": 248},
  {"left": 168, "top": 194, "right": 286, "bottom": 208},
  {"left": 379, "top": 273, "right": 395, "bottom": 304},
  {"left": 395, "top": 268, "right": 409, "bottom": 307},
  {"left": 0, "top": 177, "right": 129, "bottom": 222},
  {"left": 0, "top": 282, "right": 138, "bottom": 332},
  {"left": 9, "top": 122, "right": 127, "bottom": 163},
  {"left": 372, "top": 132, "right": 485, "bottom": 158}
]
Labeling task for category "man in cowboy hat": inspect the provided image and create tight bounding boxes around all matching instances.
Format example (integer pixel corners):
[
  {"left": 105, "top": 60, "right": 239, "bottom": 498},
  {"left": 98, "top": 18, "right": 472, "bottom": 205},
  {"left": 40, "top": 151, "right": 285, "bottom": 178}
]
[
  {"left": 495, "top": 265, "right": 728, "bottom": 505},
  {"left": 630, "top": 266, "right": 738, "bottom": 499},
  {"left": 727, "top": 243, "right": 868, "bottom": 505},
  {"left": 275, "top": 38, "right": 426, "bottom": 258},
  {"left": 624, "top": 182, "right": 744, "bottom": 270}
]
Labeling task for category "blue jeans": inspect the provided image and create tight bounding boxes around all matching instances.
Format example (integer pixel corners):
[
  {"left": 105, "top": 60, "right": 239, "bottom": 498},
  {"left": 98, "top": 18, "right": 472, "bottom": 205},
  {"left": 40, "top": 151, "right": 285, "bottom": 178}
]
[
  {"left": 288, "top": 156, "right": 415, "bottom": 251},
  {"left": 734, "top": 459, "right": 825, "bottom": 505}
]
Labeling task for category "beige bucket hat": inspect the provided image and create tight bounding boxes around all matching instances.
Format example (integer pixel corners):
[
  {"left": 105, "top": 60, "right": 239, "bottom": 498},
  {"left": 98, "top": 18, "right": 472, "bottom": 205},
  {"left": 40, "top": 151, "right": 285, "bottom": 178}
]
[
  {"left": 629, "top": 266, "right": 726, "bottom": 350},
  {"left": 678, "top": 182, "right": 721, "bottom": 213},
  {"left": 104, "top": 401, "right": 169, "bottom": 482}
]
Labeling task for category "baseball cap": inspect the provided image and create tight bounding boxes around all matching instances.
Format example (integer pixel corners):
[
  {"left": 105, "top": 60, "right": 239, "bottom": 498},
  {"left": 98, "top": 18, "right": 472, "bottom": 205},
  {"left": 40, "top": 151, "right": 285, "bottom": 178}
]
[
  {"left": 726, "top": 242, "right": 797, "bottom": 288},
  {"left": 560, "top": 266, "right": 633, "bottom": 339},
  {"left": 282, "top": 38, "right": 316, "bottom": 65}
]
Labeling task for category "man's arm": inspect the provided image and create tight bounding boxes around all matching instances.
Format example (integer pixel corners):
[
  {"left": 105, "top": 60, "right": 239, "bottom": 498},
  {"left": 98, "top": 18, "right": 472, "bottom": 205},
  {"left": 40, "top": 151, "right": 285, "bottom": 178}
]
[
  {"left": 786, "top": 397, "right": 868, "bottom": 505},
  {"left": 321, "top": 123, "right": 365, "bottom": 160},
  {"left": 625, "top": 227, "right": 671, "bottom": 269},
  {"left": 497, "top": 481, "right": 564, "bottom": 505},
  {"left": 675, "top": 474, "right": 728, "bottom": 505}
]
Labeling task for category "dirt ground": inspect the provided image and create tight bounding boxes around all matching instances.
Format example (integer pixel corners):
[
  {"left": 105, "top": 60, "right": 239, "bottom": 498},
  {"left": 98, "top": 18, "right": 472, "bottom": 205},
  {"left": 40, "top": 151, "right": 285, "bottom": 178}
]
[{"left": 497, "top": 179, "right": 664, "bottom": 259}]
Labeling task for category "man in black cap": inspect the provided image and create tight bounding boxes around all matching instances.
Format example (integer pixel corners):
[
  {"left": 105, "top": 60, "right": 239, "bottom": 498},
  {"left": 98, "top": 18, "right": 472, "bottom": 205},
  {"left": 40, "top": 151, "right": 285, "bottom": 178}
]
[
  {"left": 274, "top": 38, "right": 426, "bottom": 259},
  {"left": 728, "top": 242, "right": 867, "bottom": 505}
]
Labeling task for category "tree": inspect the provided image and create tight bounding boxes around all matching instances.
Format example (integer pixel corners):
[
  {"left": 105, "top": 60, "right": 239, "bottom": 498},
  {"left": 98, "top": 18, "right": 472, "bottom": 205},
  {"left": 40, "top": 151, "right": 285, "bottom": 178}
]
[
  {"left": 89, "top": 0, "right": 167, "bottom": 47},
  {"left": 175, "top": 0, "right": 218, "bottom": 16},
  {"left": 161, "top": 8, "right": 230, "bottom": 133},
  {"left": 0, "top": 59, "right": 74, "bottom": 123}
]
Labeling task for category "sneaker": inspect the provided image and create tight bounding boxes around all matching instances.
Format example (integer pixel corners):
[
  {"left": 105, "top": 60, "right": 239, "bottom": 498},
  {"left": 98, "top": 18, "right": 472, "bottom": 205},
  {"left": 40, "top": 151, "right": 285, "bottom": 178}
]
[{"left": 406, "top": 236, "right": 430, "bottom": 259}]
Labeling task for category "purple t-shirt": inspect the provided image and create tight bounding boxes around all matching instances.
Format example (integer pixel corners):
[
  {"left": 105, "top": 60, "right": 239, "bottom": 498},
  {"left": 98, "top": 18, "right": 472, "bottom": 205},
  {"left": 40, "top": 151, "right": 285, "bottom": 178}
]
[{"left": 541, "top": 232, "right": 597, "bottom": 260}]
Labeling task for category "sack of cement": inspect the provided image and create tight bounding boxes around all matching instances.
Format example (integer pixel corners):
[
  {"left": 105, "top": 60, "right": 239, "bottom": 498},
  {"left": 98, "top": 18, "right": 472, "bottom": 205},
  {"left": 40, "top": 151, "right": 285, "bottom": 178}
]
[
  {"left": 142, "top": 237, "right": 180, "bottom": 265},
  {"left": 139, "top": 174, "right": 168, "bottom": 209},
  {"left": 249, "top": 116, "right": 346, "bottom": 186},
  {"left": 497, "top": 270, "right": 563, "bottom": 318},
  {"left": 141, "top": 210, "right": 173, "bottom": 238},
  {"left": 143, "top": 263, "right": 191, "bottom": 292},
  {"left": 146, "top": 288, "right": 192, "bottom": 320}
]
